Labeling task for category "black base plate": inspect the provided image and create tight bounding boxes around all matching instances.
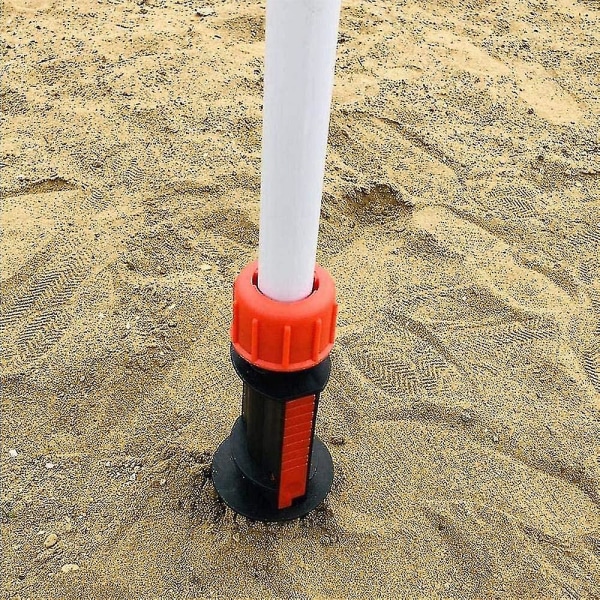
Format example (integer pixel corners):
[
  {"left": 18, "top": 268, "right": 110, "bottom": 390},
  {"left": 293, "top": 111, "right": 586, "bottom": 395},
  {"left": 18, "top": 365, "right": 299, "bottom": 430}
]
[{"left": 212, "top": 433, "right": 333, "bottom": 522}]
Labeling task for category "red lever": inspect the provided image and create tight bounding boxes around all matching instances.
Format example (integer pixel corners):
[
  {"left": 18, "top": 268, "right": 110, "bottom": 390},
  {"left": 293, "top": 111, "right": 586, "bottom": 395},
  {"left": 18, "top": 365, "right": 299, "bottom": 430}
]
[{"left": 278, "top": 395, "right": 316, "bottom": 509}]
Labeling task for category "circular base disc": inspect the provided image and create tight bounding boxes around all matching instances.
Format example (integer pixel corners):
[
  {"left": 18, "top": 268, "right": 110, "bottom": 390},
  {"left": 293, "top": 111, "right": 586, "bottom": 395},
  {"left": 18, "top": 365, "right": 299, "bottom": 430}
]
[{"left": 212, "top": 435, "right": 333, "bottom": 522}]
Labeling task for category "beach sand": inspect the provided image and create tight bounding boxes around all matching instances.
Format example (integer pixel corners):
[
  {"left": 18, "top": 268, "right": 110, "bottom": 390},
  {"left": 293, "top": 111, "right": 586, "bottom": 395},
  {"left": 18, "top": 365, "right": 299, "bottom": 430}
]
[{"left": 1, "top": 0, "right": 599, "bottom": 597}]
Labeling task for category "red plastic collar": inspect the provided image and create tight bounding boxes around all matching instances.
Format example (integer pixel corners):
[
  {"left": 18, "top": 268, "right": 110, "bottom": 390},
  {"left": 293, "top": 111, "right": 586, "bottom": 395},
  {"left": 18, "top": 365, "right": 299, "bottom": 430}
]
[{"left": 231, "top": 261, "right": 338, "bottom": 372}]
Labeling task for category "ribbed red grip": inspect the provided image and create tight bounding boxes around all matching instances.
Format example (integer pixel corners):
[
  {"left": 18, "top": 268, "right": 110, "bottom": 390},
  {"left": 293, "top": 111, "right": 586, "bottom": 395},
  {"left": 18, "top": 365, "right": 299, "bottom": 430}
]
[{"left": 278, "top": 395, "right": 316, "bottom": 509}]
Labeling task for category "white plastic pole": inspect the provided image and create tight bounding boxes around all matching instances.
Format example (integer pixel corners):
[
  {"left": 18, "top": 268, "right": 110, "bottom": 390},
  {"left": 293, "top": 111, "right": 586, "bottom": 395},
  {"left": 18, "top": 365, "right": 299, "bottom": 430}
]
[{"left": 258, "top": 0, "right": 341, "bottom": 302}]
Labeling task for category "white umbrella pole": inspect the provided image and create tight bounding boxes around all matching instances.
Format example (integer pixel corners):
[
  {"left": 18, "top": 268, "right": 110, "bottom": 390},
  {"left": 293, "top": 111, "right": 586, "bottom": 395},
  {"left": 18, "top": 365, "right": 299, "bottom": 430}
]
[{"left": 258, "top": 0, "right": 342, "bottom": 302}]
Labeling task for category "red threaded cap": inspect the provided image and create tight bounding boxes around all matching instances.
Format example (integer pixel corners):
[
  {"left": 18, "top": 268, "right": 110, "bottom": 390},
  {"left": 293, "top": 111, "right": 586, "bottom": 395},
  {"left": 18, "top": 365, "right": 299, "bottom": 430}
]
[{"left": 231, "top": 261, "right": 337, "bottom": 372}]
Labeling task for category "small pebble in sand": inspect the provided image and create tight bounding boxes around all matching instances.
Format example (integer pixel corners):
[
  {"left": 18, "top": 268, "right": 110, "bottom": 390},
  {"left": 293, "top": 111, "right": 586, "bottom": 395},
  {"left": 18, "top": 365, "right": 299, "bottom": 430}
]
[
  {"left": 9, "top": 449, "right": 18, "bottom": 458},
  {"left": 61, "top": 563, "right": 79, "bottom": 574},
  {"left": 45, "top": 462, "right": 55, "bottom": 469},
  {"left": 330, "top": 435, "right": 346, "bottom": 446},
  {"left": 195, "top": 7, "right": 216, "bottom": 17},
  {"left": 460, "top": 411, "right": 474, "bottom": 423},
  {"left": 200, "top": 264, "right": 212, "bottom": 271},
  {"left": 44, "top": 533, "right": 59, "bottom": 548}
]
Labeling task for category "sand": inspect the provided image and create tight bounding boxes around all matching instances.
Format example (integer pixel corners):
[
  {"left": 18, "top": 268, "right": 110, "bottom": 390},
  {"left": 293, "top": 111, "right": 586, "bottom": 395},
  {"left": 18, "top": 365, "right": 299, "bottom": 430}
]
[{"left": 1, "top": 0, "right": 599, "bottom": 597}]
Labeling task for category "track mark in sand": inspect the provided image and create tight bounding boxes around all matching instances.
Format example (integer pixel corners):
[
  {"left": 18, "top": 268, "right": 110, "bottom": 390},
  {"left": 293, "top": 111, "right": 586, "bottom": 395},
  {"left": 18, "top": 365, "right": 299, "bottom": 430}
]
[
  {"left": 0, "top": 240, "right": 92, "bottom": 370},
  {"left": 578, "top": 259, "right": 599, "bottom": 288},
  {"left": 2, "top": 176, "right": 78, "bottom": 198},
  {"left": 376, "top": 115, "right": 467, "bottom": 179},
  {"left": 417, "top": 354, "right": 453, "bottom": 392},
  {"left": 521, "top": 524, "right": 572, "bottom": 554},
  {"left": 569, "top": 224, "right": 600, "bottom": 248},
  {"left": 347, "top": 317, "right": 460, "bottom": 398},
  {"left": 14, "top": 310, "right": 72, "bottom": 363},
  {"left": 443, "top": 204, "right": 515, "bottom": 246},
  {"left": 487, "top": 183, "right": 542, "bottom": 219},
  {"left": 513, "top": 256, "right": 582, "bottom": 300},
  {"left": 490, "top": 315, "right": 558, "bottom": 345},
  {"left": 350, "top": 349, "right": 420, "bottom": 396},
  {"left": 390, "top": 310, "right": 468, "bottom": 375},
  {"left": 588, "top": 289, "right": 600, "bottom": 314},
  {"left": 470, "top": 360, "right": 500, "bottom": 376},
  {"left": 582, "top": 343, "right": 600, "bottom": 393},
  {"left": 502, "top": 194, "right": 536, "bottom": 219},
  {"left": 86, "top": 188, "right": 110, "bottom": 211},
  {"left": 1, "top": 270, "right": 62, "bottom": 326},
  {"left": 123, "top": 159, "right": 144, "bottom": 188},
  {"left": 588, "top": 290, "right": 600, "bottom": 337}
]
